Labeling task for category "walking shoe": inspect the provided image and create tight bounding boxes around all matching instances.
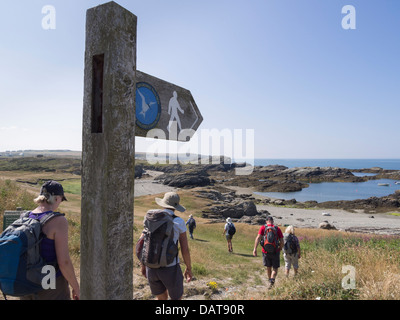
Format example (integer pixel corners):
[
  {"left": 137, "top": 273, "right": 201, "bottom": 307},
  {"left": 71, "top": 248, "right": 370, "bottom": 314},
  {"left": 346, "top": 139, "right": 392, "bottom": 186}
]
[{"left": 268, "top": 278, "right": 275, "bottom": 289}]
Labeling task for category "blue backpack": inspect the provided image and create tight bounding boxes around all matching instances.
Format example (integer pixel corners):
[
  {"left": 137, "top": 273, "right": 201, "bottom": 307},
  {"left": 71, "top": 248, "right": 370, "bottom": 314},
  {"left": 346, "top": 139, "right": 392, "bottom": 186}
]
[{"left": 0, "top": 211, "right": 64, "bottom": 298}]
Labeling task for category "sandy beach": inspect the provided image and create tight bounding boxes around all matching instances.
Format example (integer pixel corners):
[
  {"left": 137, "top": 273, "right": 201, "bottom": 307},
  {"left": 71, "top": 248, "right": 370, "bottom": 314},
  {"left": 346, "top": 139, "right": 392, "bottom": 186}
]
[
  {"left": 258, "top": 205, "right": 400, "bottom": 235},
  {"left": 134, "top": 170, "right": 177, "bottom": 197},
  {"left": 230, "top": 186, "right": 400, "bottom": 235}
]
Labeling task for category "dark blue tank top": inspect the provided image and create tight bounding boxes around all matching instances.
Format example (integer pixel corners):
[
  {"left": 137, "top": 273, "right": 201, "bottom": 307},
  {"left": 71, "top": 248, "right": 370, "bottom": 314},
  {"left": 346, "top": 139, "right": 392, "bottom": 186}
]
[{"left": 28, "top": 211, "right": 61, "bottom": 276}]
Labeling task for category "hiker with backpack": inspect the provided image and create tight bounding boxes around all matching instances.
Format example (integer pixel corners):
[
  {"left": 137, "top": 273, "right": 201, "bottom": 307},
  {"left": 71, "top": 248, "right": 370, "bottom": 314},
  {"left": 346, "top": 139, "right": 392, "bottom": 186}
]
[
  {"left": 223, "top": 217, "right": 236, "bottom": 253},
  {"left": 283, "top": 225, "right": 301, "bottom": 277},
  {"left": 0, "top": 180, "right": 80, "bottom": 300},
  {"left": 253, "top": 216, "right": 284, "bottom": 289},
  {"left": 138, "top": 192, "right": 192, "bottom": 300},
  {"left": 186, "top": 214, "right": 196, "bottom": 239}
]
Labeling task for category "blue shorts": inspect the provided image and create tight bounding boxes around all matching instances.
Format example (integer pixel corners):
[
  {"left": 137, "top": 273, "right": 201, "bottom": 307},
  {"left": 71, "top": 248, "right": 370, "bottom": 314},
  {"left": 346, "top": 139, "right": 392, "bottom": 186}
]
[{"left": 146, "top": 264, "right": 184, "bottom": 300}]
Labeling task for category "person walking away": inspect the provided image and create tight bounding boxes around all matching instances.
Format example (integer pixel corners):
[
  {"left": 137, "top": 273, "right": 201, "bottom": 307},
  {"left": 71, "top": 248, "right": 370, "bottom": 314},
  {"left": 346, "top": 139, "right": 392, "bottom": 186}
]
[
  {"left": 223, "top": 217, "right": 236, "bottom": 253},
  {"left": 140, "top": 192, "right": 192, "bottom": 300},
  {"left": 186, "top": 214, "right": 196, "bottom": 239},
  {"left": 283, "top": 225, "right": 301, "bottom": 277},
  {"left": 253, "top": 216, "right": 283, "bottom": 289},
  {"left": 20, "top": 181, "right": 80, "bottom": 300}
]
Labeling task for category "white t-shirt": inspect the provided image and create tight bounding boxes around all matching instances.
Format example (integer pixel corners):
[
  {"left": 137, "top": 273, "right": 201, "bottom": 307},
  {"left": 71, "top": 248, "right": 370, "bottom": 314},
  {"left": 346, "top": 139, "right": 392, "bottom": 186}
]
[
  {"left": 164, "top": 209, "right": 186, "bottom": 267},
  {"left": 224, "top": 222, "right": 234, "bottom": 233}
]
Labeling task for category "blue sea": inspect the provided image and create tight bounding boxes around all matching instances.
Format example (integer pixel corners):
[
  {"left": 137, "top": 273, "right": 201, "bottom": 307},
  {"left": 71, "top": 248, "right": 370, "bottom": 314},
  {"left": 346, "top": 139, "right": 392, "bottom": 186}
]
[{"left": 252, "top": 159, "right": 400, "bottom": 203}]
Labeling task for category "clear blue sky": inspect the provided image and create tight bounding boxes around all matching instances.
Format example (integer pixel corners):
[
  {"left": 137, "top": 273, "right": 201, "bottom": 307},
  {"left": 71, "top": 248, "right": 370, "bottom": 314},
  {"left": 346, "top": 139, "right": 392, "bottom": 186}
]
[{"left": 1, "top": 0, "right": 399, "bottom": 159}]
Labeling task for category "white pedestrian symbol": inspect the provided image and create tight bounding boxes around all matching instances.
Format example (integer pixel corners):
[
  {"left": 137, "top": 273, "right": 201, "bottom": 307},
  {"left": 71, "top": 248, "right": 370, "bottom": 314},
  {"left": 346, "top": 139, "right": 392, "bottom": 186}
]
[
  {"left": 168, "top": 91, "right": 184, "bottom": 132},
  {"left": 138, "top": 89, "right": 156, "bottom": 119}
]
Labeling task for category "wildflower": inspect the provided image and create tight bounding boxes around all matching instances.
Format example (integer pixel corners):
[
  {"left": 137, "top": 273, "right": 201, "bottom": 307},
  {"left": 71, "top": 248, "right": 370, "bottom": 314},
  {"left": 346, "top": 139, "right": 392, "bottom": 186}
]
[{"left": 207, "top": 281, "right": 218, "bottom": 292}]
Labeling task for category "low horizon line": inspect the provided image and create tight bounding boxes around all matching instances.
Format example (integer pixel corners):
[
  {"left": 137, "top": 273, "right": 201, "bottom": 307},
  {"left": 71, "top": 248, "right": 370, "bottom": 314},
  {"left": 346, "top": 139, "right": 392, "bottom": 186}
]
[{"left": 1, "top": 149, "right": 400, "bottom": 160}]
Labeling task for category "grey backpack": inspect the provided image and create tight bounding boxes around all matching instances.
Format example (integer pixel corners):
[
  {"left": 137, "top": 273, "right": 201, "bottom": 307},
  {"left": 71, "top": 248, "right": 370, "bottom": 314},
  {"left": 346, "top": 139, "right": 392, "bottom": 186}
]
[
  {"left": 137, "top": 210, "right": 178, "bottom": 268},
  {"left": 283, "top": 233, "right": 297, "bottom": 254}
]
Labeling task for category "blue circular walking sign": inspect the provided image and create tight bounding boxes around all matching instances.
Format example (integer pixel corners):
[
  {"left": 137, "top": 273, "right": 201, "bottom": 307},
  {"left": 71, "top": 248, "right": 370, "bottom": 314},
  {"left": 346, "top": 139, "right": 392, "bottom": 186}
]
[{"left": 135, "top": 82, "right": 161, "bottom": 130}]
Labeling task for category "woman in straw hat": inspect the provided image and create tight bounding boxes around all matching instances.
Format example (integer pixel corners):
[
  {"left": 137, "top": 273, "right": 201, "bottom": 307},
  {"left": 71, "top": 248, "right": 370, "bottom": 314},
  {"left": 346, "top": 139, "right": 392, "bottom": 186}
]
[{"left": 141, "top": 192, "right": 192, "bottom": 300}]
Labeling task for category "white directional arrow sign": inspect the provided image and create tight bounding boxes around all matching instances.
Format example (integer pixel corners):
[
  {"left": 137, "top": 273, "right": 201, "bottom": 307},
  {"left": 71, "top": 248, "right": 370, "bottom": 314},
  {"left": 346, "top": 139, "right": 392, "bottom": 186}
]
[{"left": 135, "top": 70, "right": 203, "bottom": 141}]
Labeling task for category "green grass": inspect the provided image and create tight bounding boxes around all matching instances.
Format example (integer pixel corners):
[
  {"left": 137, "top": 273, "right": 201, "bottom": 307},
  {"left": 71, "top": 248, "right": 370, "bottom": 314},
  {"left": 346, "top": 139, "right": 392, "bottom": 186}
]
[
  {"left": 192, "top": 263, "right": 208, "bottom": 276},
  {"left": 183, "top": 221, "right": 400, "bottom": 300},
  {"left": 2, "top": 163, "right": 400, "bottom": 300},
  {"left": 61, "top": 178, "right": 81, "bottom": 195},
  {"left": 0, "top": 157, "right": 81, "bottom": 173},
  {"left": 389, "top": 212, "right": 400, "bottom": 216},
  {"left": 0, "top": 179, "right": 34, "bottom": 230},
  {"left": 299, "top": 233, "right": 400, "bottom": 255},
  {"left": 185, "top": 222, "right": 264, "bottom": 286}
]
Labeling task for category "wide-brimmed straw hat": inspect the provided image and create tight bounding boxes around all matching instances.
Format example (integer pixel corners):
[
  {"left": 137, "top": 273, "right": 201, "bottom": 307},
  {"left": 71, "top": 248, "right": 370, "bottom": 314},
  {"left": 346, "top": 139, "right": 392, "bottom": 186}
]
[{"left": 155, "top": 192, "right": 186, "bottom": 212}]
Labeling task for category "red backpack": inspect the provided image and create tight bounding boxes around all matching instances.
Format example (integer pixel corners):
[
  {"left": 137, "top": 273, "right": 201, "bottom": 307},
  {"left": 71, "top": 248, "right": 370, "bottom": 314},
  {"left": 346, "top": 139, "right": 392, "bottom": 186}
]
[{"left": 261, "top": 225, "right": 279, "bottom": 254}]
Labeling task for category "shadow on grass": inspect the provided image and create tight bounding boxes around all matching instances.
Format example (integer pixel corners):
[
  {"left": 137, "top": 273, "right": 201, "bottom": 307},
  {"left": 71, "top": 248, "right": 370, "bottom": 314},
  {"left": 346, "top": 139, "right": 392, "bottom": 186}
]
[
  {"left": 232, "top": 252, "right": 254, "bottom": 258},
  {"left": 192, "top": 238, "right": 209, "bottom": 243}
]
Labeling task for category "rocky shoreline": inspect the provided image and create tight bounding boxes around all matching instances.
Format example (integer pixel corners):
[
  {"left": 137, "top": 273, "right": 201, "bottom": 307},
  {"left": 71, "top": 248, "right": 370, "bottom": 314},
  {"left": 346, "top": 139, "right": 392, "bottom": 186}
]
[
  {"left": 133, "top": 161, "right": 400, "bottom": 235},
  {"left": 137, "top": 161, "right": 400, "bottom": 214}
]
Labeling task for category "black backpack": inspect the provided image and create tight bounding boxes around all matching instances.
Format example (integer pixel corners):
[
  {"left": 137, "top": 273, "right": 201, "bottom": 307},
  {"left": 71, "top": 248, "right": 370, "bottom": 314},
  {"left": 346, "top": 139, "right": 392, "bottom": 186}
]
[
  {"left": 227, "top": 222, "right": 236, "bottom": 236},
  {"left": 188, "top": 218, "right": 196, "bottom": 229}
]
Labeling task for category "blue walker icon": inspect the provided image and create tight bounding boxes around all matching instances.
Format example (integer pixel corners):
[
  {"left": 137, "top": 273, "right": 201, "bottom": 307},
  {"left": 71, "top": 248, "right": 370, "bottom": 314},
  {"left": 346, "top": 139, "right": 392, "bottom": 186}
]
[{"left": 135, "top": 82, "right": 161, "bottom": 130}]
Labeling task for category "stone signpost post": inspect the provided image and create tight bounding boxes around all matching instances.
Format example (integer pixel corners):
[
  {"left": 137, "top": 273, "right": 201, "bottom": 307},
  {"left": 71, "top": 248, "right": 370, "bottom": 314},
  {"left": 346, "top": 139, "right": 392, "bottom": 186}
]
[{"left": 81, "top": 1, "right": 202, "bottom": 300}]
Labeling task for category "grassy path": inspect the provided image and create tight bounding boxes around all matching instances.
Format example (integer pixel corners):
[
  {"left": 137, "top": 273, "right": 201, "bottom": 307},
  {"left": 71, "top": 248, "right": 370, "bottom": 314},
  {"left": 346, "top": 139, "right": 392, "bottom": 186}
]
[{"left": 2, "top": 173, "right": 400, "bottom": 300}]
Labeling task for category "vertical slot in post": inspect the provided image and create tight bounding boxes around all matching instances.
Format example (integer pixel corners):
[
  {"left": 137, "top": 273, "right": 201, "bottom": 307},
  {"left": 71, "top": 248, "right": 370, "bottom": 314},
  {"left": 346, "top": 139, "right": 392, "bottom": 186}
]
[{"left": 92, "top": 54, "right": 104, "bottom": 133}]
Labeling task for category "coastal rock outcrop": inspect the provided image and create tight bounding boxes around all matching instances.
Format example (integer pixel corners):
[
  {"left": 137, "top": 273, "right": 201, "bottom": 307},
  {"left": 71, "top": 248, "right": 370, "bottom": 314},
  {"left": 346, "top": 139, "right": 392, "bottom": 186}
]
[
  {"left": 203, "top": 200, "right": 258, "bottom": 219},
  {"left": 221, "top": 165, "right": 366, "bottom": 193},
  {"left": 319, "top": 221, "right": 337, "bottom": 230},
  {"left": 141, "top": 160, "right": 400, "bottom": 213},
  {"left": 135, "top": 164, "right": 144, "bottom": 178},
  {"left": 196, "top": 188, "right": 266, "bottom": 221},
  {"left": 313, "top": 190, "right": 400, "bottom": 212},
  {"left": 155, "top": 167, "right": 212, "bottom": 188},
  {"left": 273, "top": 166, "right": 368, "bottom": 183},
  {"left": 237, "top": 213, "right": 269, "bottom": 225}
]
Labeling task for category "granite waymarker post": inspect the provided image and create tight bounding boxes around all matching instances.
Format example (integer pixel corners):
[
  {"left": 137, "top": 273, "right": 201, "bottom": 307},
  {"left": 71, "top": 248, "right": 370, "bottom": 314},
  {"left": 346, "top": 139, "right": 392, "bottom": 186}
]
[
  {"left": 81, "top": 2, "right": 136, "bottom": 300},
  {"left": 81, "top": 2, "right": 202, "bottom": 300}
]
